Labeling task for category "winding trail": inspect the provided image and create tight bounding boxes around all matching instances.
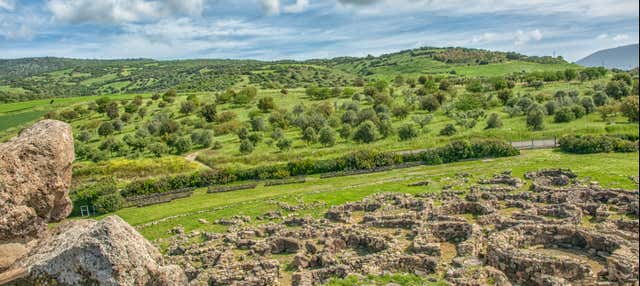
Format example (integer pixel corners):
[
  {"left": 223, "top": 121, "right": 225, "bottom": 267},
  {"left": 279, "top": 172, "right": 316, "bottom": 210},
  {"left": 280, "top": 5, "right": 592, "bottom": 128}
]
[{"left": 184, "top": 151, "right": 211, "bottom": 170}]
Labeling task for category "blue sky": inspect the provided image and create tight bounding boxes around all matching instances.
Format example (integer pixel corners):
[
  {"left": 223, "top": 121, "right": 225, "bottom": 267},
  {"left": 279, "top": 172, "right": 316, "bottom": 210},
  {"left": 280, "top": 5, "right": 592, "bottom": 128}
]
[{"left": 0, "top": 0, "right": 638, "bottom": 61}]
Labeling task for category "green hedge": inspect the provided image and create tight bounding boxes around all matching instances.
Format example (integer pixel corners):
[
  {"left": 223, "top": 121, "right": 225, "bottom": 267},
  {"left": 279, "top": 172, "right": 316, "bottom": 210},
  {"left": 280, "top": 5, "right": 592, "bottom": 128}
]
[
  {"left": 121, "top": 139, "right": 519, "bottom": 197},
  {"left": 558, "top": 135, "right": 638, "bottom": 154}
]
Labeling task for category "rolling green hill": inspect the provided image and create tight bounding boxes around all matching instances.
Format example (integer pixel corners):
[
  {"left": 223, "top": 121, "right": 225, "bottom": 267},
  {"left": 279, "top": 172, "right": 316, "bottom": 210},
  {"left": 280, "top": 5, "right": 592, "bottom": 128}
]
[{"left": 0, "top": 47, "right": 577, "bottom": 103}]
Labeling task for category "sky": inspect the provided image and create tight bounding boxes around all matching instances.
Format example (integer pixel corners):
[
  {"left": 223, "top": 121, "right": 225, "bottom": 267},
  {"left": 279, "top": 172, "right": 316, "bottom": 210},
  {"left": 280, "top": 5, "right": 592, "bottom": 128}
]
[{"left": 0, "top": 0, "right": 638, "bottom": 61}]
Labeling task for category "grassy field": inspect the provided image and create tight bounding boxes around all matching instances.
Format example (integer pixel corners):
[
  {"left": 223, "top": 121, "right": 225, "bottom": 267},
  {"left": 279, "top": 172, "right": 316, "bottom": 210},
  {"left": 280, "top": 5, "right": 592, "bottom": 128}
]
[
  {"left": 0, "top": 93, "right": 151, "bottom": 135},
  {"left": 95, "top": 149, "right": 639, "bottom": 241}
]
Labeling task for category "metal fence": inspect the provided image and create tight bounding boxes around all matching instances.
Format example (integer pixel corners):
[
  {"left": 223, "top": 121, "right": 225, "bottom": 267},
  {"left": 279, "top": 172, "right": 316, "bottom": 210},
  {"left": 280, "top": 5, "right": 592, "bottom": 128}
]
[{"left": 510, "top": 137, "right": 558, "bottom": 150}]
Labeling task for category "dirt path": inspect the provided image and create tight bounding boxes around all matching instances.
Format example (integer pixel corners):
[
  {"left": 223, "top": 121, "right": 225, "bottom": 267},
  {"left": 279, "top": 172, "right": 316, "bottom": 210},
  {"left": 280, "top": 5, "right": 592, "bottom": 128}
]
[{"left": 184, "top": 151, "right": 211, "bottom": 170}]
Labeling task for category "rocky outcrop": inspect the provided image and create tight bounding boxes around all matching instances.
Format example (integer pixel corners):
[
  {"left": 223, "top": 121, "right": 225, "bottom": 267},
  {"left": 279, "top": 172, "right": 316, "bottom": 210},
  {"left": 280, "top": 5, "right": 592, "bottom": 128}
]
[
  {"left": 0, "top": 120, "right": 74, "bottom": 241},
  {"left": 0, "top": 120, "right": 187, "bottom": 286},
  {"left": 6, "top": 216, "right": 187, "bottom": 286}
]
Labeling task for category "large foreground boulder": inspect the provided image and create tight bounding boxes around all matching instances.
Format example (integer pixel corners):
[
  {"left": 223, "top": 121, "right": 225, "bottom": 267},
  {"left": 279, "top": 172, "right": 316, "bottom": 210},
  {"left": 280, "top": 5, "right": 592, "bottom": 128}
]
[
  {"left": 6, "top": 216, "right": 187, "bottom": 286},
  {"left": 0, "top": 120, "right": 74, "bottom": 241}
]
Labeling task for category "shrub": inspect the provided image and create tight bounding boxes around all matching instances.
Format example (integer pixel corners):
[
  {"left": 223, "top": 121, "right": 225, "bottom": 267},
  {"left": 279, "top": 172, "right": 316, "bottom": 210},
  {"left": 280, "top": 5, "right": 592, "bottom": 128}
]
[
  {"left": 77, "top": 130, "right": 92, "bottom": 142},
  {"left": 239, "top": 139, "right": 254, "bottom": 154},
  {"left": 214, "top": 120, "right": 242, "bottom": 136},
  {"left": 571, "top": 105, "right": 586, "bottom": 119},
  {"left": 544, "top": 101, "right": 557, "bottom": 115},
  {"left": 559, "top": 135, "right": 638, "bottom": 154},
  {"left": 180, "top": 100, "right": 197, "bottom": 114},
  {"left": 497, "top": 89, "right": 513, "bottom": 105},
  {"left": 580, "top": 97, "right": 596, "bottom": 113},
  {"left": 620, "top": 96, "right": 639, "bottom": 122},
  {"left": 398, "top": 123, "right": 419, "bottom": 141},
  {"left": 353, "top": 120, "right": 379, "bottom": 143},
  {"left": 605, "top": 80, "right": 630, "bottom": 100},
  {"left": 526, "top": 104, "right": 545, "bottom": 130},
  {"left": 302, "top": 127, "right": 318, "bottom": 144},
  {"left": 94, "top": 193, "right": 124, "bottom": 213},
  {"left": 318, "top": 127, "right": 336, "bottom": 147},
  {"left": 276, "top": 138, "right": 292, "bottom": 151},
  {"left": 98, "top": 122, "right": 115, "bottom": 136},
  {"left": 233, "top": 86, "right": 258, "bottom": 104},
  {"left": 439, "top": 124, "right": 457, "bottom": 136},
  {"left": 173, "top": 136, "right": 192, "bottom": 154},
  {"left": 258, "top": 97, "right": 276, "bottom": 112},
  {"left": 485, "top": 113, "right": 503, "bottom": 129},
  {"left": 120, "top": 139, "right": 519, "bottom": 197},
  {"left": 554, "top": 107, "right": 576, "bottom": 123},
  {"left": 148, "top": 142, "right": 170, "bottom": 157},
  {"left": 339, "top": 125, "right": 352, "bottom": 140},
  {"left": 200, "top": 103, "right": 217, "bottom": 122},
  {"left": 419, "top": 96, "right": 440, "bottom": 112}
]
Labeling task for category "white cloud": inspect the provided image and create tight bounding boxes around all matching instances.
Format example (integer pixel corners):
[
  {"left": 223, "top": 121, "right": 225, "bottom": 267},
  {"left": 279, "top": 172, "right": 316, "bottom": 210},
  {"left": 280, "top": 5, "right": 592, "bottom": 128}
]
[
  {"left": 46, "top": 0, "right": 204, "bottom": 24},
  {"left": 612, "top": 34, "right": 630, "bottom": 42},
  {"left": 515, "top": 29, "right": 543, "bottom": 46},
  {"left": 0, "top": 0, "right": 14, "bottom": 10},
  {"left": 4, "top": 24, "right": 33, "bottom": 39},
  {"left": 283, "top": 0, "right": 310, "bottom": 13},
  {"left": 471, "top": 32, "right": 500, "bottom": 43},
  {"left": 595, "top": 33, "right": 633, "bottom": 43},
  {"left": 261, "top": 0, "right": 310, "bottom": 15},
  {"left": 337, "top": 0, "right": 639, "bottom": 18},
  {"left": 261, "top": 0, "right": 280, "bottom": 15}
]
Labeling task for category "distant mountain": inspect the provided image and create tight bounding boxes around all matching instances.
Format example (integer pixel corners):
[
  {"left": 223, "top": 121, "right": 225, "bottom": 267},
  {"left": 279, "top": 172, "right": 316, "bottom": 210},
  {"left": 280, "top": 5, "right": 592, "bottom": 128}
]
[{"left": 576, "top": 44, "right": 639, "bottom": 70}]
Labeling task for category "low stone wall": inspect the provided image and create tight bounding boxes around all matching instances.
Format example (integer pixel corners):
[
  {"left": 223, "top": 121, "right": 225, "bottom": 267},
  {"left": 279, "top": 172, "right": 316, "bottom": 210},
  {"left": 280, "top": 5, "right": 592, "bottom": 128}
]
[
  {"left": 206, "top": 183, "right": 257, "bottom": 193},
  {"left": 319, "top": 162, "right": 423, "bottom": 179},
  {"left": 123, "top": 188, "right": 194, "bottom": 207},
  {"left": 264, "top": 177, "right": 306, "bottom": 186}
]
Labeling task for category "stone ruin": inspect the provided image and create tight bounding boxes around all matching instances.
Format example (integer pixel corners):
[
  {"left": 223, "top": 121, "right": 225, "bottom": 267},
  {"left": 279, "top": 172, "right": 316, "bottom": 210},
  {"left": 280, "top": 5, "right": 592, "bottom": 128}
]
[{"left": 163, "top": 168, "right": 639, "bottom": 286}]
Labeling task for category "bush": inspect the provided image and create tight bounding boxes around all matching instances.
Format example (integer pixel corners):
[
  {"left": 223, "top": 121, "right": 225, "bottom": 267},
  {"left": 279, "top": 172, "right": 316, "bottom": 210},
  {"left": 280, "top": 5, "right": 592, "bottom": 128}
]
[
  {"left": 233, "top": 86, "right": 258, "bottom": 104},
  {"left": 398, "top": 123, "right": 419, "bottom": 141},
  {"left": 605, "top": 80, "right": 630, "bottom": 100},
  {"left": 318, "top": 127, "right": 336, "bottom": 147},
  {"left": 239, "top": 139, "right": 254, "bottom": 154},
  {"left": 258, "top": 96, "right": 276, "bottom": 112},
  {"left": 544, "top": 101, "right": 557, "bottom": 115},
  {"left": 620, "top": 96, "right": 639, "bottom": 122},
  {"left": 353, "top": 120, "right": 379, "bottom": 143},
  {"left": 121, "top": 139, "right": 519, "bottom": 197},
  {"left": 200, "top": 103, "right": 217, "bottom": 122},
  {"left": 559, "top": 135, "right": 638, "bottom": 154},
  {"left": 98, "top": 122, "right": 115, "bottom": 136},
  {"left": 276, "top": 138, "right": 292, "bottom": 151},
  {"left": 485, "top": 113, "right": 503, "bottom": 129},
  {"left": 180, "top": 100, "right": 197, "bottom": 114},
  {"left": 94, "top": 193, "right": 124, "bottom": 213},
  {"left": 439, "top": 124, "right": 457, "bottom": 136},
  {"left": 302, "top": 127, "right": 318, "bottom": 144},
  {"left": 554, "top": 106, "right": 576, "bottom": 123},
  {"left": 526, "top": 104, "right": 545, "bottom": 130},
  {"left": 419, "top": 96, "right": 440, "bottom": 112},
  {"left": 571, "top": 105, "right": 586, "bottom": 119}
]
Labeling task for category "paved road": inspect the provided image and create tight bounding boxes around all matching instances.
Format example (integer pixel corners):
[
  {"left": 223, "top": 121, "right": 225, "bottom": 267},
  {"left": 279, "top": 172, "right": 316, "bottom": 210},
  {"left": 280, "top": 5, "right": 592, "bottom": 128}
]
[
  {"left": 398, "top": 138, "right": 558, "bottom": 155},
  {"left": 510, "top": 138, "right": 557, "bottom": 150}
]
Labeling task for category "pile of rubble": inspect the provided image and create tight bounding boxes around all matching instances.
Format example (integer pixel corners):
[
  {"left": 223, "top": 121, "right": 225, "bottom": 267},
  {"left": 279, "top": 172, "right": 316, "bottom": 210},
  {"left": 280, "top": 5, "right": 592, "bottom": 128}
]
[{"left": 164, "top": 169, "right": 639, "bottom": 285}]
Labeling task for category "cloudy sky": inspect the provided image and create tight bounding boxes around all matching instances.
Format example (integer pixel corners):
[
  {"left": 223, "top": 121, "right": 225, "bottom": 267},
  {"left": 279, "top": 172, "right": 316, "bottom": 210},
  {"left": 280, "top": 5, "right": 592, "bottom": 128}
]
[{"left": 0, "top": 0, "right": 638, "bottom": 61}]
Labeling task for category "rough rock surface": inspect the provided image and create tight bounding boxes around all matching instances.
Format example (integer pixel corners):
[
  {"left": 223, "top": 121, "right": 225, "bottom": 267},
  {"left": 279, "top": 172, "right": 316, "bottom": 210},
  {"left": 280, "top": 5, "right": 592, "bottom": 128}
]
[
  {"left": 7, "top": 216, "right": 187, "bottom": 286},
  {"left": 0, "top": 120, "right": 74, "bottom": 241}
]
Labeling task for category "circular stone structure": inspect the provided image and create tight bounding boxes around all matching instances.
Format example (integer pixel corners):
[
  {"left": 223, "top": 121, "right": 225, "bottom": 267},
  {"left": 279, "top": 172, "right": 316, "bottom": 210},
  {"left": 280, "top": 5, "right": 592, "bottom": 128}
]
[{"left": 486, "top": 224, "right": 639, "bottom": 285}]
